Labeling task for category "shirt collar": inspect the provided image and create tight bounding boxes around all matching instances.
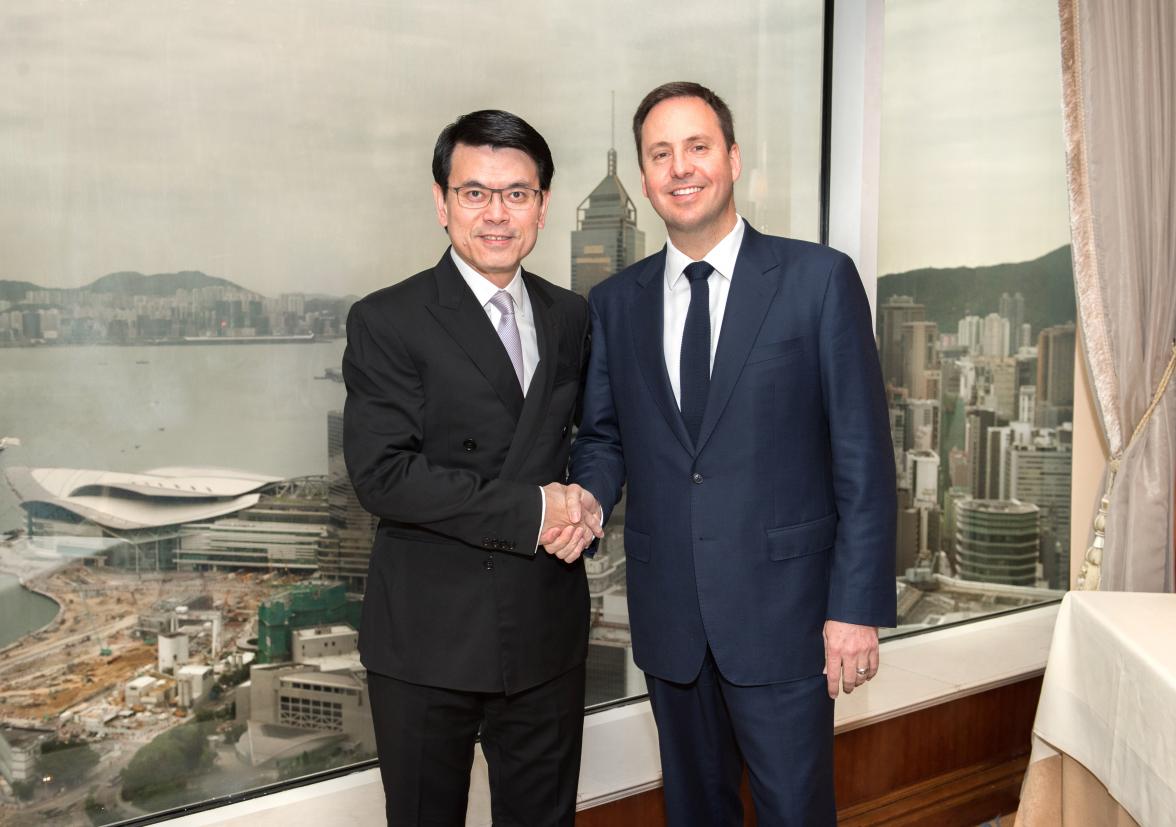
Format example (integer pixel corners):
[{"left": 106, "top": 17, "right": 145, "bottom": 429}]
[
  {"left": 665, "top": 214, "right": 746, "bottom": 290},
  {"left": 450, "top": 248, "right": 527, "bottom": 317}
]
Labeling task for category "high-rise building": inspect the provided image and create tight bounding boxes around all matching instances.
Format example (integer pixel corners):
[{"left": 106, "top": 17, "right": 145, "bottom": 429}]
[
  {"left": 907, "top": 450, "right": 940, "bottom": 507},
  {"left": 1036, "top": 323, "right": 1076, "bottom": 426},
  {"left": 983, "top": 425, "right": 1014, "bottom": 500},
  {"left": 901, "top": 321, "right": 940, "bottom": 399},
  {"left": 982, "top": 312, "right": 1011, "bottom": 358},
  {"left": 904, "top": 399, "right": 940, "bottom": 454},
  {"left": 1019, "top": 385, "right": 1037, "bottom": 425},
  {"left": 999, "top": 292, "right": 1025, "bottom": 348},
  {"left": 878, "top": 296, "right": 925, "bottom": 389},
  {"left": 1009, "top": 443, "right": 1073, "bottom": 590},
  {"left": 957, "top": 315, "right": 983, "bottom": 354},
  {"left": 570, "top": 148, "right": 645, "bottom": 297},
  {"left": 987, "top": 359, "right": 1017, "bottom": 421},
  {"left": 965, "top": 407, "right": 1001, "bottom": 497},
  {"left": 955, "top": 500, "right": 1040, "bottom": 586},
  {"left": 320, "top": 411, "right": 378, "bottom": 592}
]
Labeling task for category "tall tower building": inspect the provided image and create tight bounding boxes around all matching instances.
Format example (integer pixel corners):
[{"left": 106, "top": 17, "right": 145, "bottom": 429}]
[
  {"left": 877, "top": 296, "right": 925, "bottom": 390},
  {"left": 1008, "top": 443, "right": 1073, "bottom": 590},
  {"left": 900, "top": 321, "right": 939, "bottom": 399},
  {"left": 319, "top": 411, "right": 378, "bottom": 592},
  {"left": 570, "top": 147, "right": 645, "bottom": 297},
  {"left": 999, "top": 292, "right": 1025, "bottom": 348},
  {"left": 965, "top": 407, "right": 1001, "bottom": 498},
  {"left": 1036, "top": 323, "right": 1076, "bottom": 426}
]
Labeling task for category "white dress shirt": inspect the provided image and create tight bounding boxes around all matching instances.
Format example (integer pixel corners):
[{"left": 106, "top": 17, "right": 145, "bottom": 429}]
[
  {"left": 663, "top": 215, "right": 746, "bottom": 407},
  {"left": 450, "top": 249, "right": 540, "bottom": 394},
  {"left": 450, "top": 248, "right": 548, "bottom": 550}
]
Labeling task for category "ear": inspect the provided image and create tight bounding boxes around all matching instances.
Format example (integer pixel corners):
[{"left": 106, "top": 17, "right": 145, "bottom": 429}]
[
  {"left": 432, "top": 182, "right": 449, "bottom": 230},
  {"left": 537, "top": 190, "right": 551, "bottom": 229},
  {"left": 640, "top": 167, "right": 649, "bottom": 199},
  {"left": 729, "top": 142, "right": 742, "bottom": 184}
]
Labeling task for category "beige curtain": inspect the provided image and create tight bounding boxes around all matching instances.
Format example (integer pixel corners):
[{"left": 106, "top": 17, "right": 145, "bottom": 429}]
[{"left": 1062, "top": 0, "right": 1176, "bottom": 593}]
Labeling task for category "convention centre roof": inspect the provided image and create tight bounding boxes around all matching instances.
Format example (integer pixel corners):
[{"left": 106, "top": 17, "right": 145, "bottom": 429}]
[{"left": 5, "top": 466, "right": 281, "bottom": 531}]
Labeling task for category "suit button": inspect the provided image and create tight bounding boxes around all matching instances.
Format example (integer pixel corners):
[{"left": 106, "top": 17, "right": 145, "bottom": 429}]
[
  {"left": 692, "top": 472, "right": 703, "bottom": 484},
  {"left": 462, "top": 439, "right": 477, "bottom": 452},
  {"left": 484, "top": 558, "right": 494, "bottom": 571}
]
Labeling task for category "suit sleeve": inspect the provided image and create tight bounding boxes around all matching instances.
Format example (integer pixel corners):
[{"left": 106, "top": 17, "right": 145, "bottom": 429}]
[
  {"left": 818, "top": 255, "right": 898, "bottom": 627},
  {"left": 341, "top": 300, "right": 541, "bottom": 554},
  {"left": 569, "top": 295, "right": 626, "bottom": 524}
]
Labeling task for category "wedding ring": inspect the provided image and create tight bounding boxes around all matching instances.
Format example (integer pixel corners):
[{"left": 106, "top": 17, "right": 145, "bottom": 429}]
[{"left": 855, "top": 667, "right": 868, "bottom": 676}]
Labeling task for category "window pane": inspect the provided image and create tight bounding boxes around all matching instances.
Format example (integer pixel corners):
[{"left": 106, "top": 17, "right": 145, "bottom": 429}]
[
  {"left": 0, "top": 0, "right": 822, "bottom": 819},
  {"left": 876, "top": 0, "right": 1075, "bottom": 635}
]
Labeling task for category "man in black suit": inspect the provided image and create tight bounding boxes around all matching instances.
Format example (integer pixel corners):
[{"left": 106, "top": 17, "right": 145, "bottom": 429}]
[{"left": 342, "top": 110, "right": 600, "bottom": 826}]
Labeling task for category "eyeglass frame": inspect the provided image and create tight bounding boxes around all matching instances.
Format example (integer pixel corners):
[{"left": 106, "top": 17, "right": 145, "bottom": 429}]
[{"left": 448, "top": 184, "right": 545, "bottom": 211}]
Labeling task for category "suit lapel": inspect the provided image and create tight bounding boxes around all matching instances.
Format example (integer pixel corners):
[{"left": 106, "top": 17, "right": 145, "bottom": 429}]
[
  {"left": 695, "top": 225, "right": 780, "bottom": 453},
  {"left": 425, "top": 250, "right": 524, "bottom": 420},
  {"left": 631, "top": 249, "right": 695, "bottom": 456},
  {"left": 500, "top": 271, "right": 558, "bottom": 479}
]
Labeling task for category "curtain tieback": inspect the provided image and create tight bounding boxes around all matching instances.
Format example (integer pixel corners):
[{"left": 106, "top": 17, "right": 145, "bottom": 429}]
[{"left": 1079, "top": 340, "right": 1176, "bottom": 590}]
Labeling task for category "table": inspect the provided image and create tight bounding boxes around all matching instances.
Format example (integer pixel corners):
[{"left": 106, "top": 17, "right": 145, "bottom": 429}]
[{"left": 1017, "top": 592, "right": 1176, "bottom": 826}]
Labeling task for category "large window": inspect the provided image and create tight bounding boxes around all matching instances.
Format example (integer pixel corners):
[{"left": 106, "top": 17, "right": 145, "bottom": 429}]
[
  {"left": 875, "top": 0, "right": 1075, "bottom": 635},
  {"left": 0, "top": 1, "right": 823, "bottom": 822}
]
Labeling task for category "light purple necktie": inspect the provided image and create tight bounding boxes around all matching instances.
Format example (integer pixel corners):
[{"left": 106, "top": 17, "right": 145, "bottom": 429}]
[{"left": 488, "top": 290, "right": 524, "bottom": 389}]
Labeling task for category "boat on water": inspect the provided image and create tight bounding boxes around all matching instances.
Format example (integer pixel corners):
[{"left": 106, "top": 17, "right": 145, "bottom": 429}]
[{"left": 0, "top": 437, "right": 20, "bottom": 453}]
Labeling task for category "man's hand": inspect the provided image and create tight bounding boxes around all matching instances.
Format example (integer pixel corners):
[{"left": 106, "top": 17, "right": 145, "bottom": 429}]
[
  {"left": 822, "top": 620, "right": 879, "bottom": 699},
  {"left": 538, "top": 483, "right": 603, "bottom": 563}
]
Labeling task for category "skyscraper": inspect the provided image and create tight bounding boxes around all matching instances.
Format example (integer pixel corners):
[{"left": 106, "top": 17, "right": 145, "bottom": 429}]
[
  {"left": 570, "top": 148, "right": 645, "bottom": 297},
  {"left": 878, "top": 296, "right": 925, "bottom": 390},
  {"left": 900, "top": 320, "right": 939, "bottom": 399},
  {"left": 1008, "top": 443, "right": 1073, "bottom": 590},
  {"left": 1036, "top": 323, "right": 1076, "bottom": 426},
  {"left": 320, "top": 410, "right": 378, "bottom": 592}
]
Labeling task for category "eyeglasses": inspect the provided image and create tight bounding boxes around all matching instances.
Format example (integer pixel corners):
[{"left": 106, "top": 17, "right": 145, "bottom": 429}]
[{"left": 450, "top": 185, "right": 543, "bottom": 211}]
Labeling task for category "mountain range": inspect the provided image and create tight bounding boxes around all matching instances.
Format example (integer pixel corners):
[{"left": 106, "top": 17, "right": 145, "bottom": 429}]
[
  {"left": 0, "top": 270, "right": 246, "bottom": 303},
  {"left": 877, "top": 245, "right": 1076, "bottom": 334}
]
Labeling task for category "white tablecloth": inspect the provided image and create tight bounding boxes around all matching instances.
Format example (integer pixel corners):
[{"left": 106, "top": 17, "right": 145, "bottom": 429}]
[{"left": 1026, "top": 591, "right": 1176, "bottom": 826}]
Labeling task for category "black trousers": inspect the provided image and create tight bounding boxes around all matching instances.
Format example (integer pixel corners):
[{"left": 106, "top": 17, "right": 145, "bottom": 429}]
[
  {"left": 645, "top": 649, "right": 835, "bottom": 827},
  {"left": 367, "top": 664, "right": 586, "bottom": 827}
]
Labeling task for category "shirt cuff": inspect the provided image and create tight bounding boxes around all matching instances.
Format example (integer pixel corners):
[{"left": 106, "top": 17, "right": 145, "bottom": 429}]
[{"left": 534, "top": 485, "right": 546, "bottom": 553}]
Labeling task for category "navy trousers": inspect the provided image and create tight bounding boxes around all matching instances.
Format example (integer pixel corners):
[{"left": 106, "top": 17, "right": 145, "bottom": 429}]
[{"left": 645, "top": 649, "right": 835, "bottom": 827}]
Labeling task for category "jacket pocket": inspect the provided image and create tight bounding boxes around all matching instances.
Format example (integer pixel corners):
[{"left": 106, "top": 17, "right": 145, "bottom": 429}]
[
  {"left": 766, "top": 513, "right": 837, "bottom": 561},
  {"left": 746, "top": 337, "right": 803, "bottom": 365},
  {"left": 624, "top": 527, "right": 651, "bottom": 562}
]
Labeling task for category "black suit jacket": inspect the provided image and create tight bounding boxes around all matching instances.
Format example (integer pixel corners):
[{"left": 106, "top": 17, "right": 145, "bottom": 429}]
[{"left": 343, "top": 250, "right": 591, "bottom": 694}]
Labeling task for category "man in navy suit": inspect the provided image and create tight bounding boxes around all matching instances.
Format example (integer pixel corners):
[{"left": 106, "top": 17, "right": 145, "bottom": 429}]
[{"left": 555, "top": 82, "right": 897, "bottom": 824}]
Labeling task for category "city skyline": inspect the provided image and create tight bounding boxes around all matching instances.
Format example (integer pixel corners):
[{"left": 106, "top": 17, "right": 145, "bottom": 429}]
[{"left": 2, "top": 1, "right": 1072, "bottom": 296}]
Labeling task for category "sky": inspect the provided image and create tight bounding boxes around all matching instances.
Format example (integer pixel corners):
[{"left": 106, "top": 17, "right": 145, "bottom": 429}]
[
  {"left": 878, "top": 0, "right": 1071, "bottom": 275},
  {"left": 0, "top": 0, "right": 1069, "bottom": 296}
]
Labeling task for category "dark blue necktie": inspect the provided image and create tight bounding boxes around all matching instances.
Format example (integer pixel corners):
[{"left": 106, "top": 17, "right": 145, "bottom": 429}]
[{"left": 680, "top": 261, "right": 714, "bottom": 444}]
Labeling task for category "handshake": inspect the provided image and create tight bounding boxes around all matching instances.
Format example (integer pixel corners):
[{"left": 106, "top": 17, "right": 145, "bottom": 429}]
[{"left": 539, "top": 483, "right": 604, "bottom": 563}]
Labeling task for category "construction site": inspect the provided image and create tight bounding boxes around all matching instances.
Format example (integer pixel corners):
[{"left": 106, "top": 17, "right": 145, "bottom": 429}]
[{"left": 0, "top": 552, "right": 325, "bottom": 824}]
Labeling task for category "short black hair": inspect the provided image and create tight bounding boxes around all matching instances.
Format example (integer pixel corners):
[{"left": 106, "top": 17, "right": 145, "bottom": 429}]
[
  {"left": 432, "top": 110, "right": 555, "bottom": 193},
  {"left": 632, "top": 82, "right": 736, "bottom": 167}
]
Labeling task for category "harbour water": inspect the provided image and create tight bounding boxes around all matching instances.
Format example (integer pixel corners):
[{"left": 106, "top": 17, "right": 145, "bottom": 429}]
[
  {"left": 0, "top": 574, "right": 60, "bottom": 648},
  {"left": 0, "top": 340, "right": 349, "bottom": 645}
]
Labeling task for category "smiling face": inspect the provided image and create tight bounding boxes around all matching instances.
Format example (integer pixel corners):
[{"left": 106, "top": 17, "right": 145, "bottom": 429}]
[
  {"left": 433, "top": 143, "right": 549, "bottom": 286},
  {"left": 638, "top": 95, "right": 741, "bottom": 258}
]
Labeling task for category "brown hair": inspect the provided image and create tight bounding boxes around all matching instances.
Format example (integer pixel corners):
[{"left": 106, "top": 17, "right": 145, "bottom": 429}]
[{"left": 631, "top": 82, "right": 736, "bottom": 167}]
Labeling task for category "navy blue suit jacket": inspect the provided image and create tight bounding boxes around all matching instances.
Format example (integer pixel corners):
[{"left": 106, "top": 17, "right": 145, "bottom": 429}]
[{"left": 570, "top": 223, "right": 897, "bottom": 686}]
